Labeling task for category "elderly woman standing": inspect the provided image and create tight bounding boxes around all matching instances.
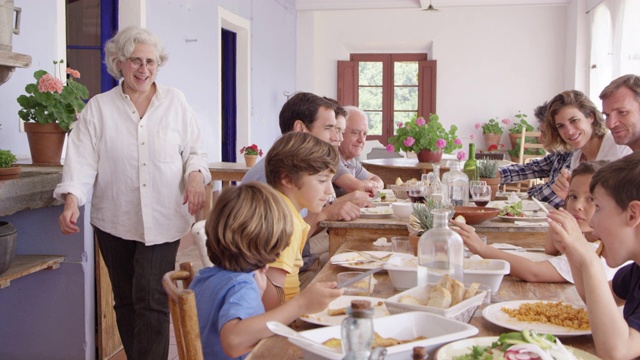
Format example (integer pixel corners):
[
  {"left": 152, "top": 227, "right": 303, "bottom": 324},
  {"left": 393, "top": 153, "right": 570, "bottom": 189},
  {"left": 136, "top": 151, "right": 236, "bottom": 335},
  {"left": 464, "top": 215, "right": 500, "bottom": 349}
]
[{"left": 54, "top": 26, "right": 211, "bottom": 359}]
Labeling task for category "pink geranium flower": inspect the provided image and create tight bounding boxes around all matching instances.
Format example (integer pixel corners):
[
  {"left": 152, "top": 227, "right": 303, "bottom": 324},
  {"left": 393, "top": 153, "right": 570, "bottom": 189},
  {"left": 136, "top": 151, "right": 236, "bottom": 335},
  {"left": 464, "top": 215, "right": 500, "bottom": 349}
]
[
  {"left": 470, "top": 134, "right": 476, "bottom": 140},
  {"left": 396, "top": 121, "right": 403, "bottom": 128},
  {"left": 435, "top": 138, "right": 446, "bottom": 149},
  {"left": 475, "top": 123, "right": 481, "bottom": 130},
  {"left": 502, "top": 118, "right": 512, "bottom": 125},
  {"left": 457, "top": 151, "right": 466, "bottom": 160},
  {"left": 37, "top": 74, "right": 64, "bottom": 94},
  {"left": 454, "top": 138, "right": 462, "bottom": 145},
  {"left": 403, "top": 137, "right": 415, "bottom": 147},
  {"left": 416, "top": 117, "right": 426, "bottom": 126},
  {"left": 386, "top": 144, "right": 396, "bottom": 153}
]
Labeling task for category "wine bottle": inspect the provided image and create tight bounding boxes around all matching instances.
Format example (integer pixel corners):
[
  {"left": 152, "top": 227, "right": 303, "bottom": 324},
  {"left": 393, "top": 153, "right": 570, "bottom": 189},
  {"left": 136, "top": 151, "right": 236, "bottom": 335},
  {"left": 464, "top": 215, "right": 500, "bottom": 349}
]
[{"left": 464, "top": 143, "right": 478, "bottom": 181}]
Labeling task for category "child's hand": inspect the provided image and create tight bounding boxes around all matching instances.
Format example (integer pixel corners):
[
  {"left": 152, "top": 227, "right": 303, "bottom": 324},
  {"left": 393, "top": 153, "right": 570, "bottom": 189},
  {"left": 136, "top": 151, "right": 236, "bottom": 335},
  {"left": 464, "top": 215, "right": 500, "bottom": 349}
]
[
  {"left": 451, "top": 220, "right": 486, "bottom": 254},
  {"left": 547, "top": 208, "right": 595, "bottom": 267},
  {"left": 551, "top": 168, "right": 571, "bottom": 200},
  {"left": 253, "top": 266, "right": 268, "bottom": 296},
  {"left": 297, "top": 282, "right": 343, "bottom": 314}
]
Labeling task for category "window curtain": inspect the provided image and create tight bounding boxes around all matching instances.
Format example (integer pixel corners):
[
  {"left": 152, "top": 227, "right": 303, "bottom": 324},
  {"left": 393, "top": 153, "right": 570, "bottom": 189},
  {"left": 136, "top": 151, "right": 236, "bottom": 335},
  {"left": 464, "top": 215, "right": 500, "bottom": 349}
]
[{"left": 221, "top": 29, "right": 237, "bottom": 162}]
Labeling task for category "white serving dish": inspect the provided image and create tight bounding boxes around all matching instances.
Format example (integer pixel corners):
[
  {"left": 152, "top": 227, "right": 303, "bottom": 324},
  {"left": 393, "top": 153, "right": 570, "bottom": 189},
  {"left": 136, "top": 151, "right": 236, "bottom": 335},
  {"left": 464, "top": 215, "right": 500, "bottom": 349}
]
[
  {"left": 391, "top": 201, "right": 413, "bottom": 220},
  {"left": 383, "top": 253, "right": 418, "bottom": 290},
  {"left": 385, "top": 284, "right": 486, "bottom": 323},
  {"left": 384, "top": 257, "right": 509, "bottom": 294},
  {"left": 289, "top": 311, "right": 478, "bottom": 360},
  {"left": 463, "top": 258, "right": 510, "bottom": 294}
]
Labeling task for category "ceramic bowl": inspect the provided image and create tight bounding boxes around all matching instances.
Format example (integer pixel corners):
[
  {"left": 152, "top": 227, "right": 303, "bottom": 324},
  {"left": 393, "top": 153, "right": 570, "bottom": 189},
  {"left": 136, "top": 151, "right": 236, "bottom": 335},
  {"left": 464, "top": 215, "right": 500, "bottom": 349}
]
[
  {"left": 453, "top": 206, "right": 500, "bottom": 225},
  {"left": 391, "top": 202, "right": 413, "bottom": 219}
]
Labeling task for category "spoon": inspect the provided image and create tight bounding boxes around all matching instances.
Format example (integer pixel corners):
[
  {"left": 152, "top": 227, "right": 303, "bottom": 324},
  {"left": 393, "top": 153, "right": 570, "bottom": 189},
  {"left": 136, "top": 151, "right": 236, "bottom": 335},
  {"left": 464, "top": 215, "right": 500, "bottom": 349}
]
[{"left": 266, "top": 321, "right": 339, "bottom": 352}]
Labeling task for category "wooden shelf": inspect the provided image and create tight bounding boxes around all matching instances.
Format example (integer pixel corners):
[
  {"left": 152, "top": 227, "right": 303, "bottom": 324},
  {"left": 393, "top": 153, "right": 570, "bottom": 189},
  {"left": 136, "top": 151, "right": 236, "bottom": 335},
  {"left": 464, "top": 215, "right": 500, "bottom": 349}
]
[{"left": 0, "top": 255, "right": 65, "bottom": 289}]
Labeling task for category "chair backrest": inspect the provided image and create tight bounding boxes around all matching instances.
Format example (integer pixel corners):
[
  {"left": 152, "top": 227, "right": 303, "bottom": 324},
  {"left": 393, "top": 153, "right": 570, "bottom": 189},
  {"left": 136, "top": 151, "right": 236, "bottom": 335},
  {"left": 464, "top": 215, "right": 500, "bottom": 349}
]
[
  {"left": 162, "top": 262, "right": 204, "bottom": 360},
  {"left": 517, "top": 127, "right": 547, "bottom": 165},
  {"left": 191, "top": 220, "right": 214, "bottom": 268}
]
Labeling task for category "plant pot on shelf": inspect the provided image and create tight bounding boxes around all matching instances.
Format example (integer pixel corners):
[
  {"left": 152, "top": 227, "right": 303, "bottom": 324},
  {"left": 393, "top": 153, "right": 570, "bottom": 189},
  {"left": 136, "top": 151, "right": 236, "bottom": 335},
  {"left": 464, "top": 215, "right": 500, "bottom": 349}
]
[
  {"left": 0, "top": 221, "right": 17, "bottom": 275},
  {"left": 482, "top": 133, "right": 501, "bottom": 150},
  {"left": 0, "top": 165, "right": 21, "bottom": 181},
  {"left": 24, "top": 122, "right": 66, "bottom": 165},
  {"left": 244, "top": 154, "right": 258, "bottom": 167},
  {"left": 416, "top": 149, "right": 443, "bottom": 163},
  {"left": 508, "top": 133, "right": 520, "bottom": 149},
  {"left": 480, "top": 177, "right": 500, "bottom": 200}
]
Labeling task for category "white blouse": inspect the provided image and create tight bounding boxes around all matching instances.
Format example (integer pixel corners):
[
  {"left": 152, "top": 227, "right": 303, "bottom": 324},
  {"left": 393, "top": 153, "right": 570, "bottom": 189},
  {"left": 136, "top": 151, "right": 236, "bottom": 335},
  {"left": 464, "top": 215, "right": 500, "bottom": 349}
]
[
  {"left": 570, "top": 131, "right": 632, "bottom": 170},
  {"left": 54, "top": 83, "right": 211, "bottom": 245}
]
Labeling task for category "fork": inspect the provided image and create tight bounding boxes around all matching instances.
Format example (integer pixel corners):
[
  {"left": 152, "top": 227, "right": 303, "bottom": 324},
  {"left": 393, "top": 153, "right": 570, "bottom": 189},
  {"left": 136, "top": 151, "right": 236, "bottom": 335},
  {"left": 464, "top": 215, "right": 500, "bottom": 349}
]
[{"left": 265, "top": 273, "right": 286, "bottom": 305}]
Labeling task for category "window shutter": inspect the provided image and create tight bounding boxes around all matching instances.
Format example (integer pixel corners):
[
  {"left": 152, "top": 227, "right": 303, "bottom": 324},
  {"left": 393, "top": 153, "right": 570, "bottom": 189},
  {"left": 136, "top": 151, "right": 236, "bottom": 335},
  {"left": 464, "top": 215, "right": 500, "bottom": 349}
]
[
  {"left": 418, "top": 60, "right": 437, "bottom": 116},
  {"left": 337, "top": 61, "right": 358, "bottom": 106}
]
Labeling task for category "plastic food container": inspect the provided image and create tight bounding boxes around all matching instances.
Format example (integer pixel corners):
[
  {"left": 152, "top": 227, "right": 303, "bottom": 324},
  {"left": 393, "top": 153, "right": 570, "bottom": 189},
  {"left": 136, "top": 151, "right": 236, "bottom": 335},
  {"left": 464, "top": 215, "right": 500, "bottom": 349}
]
[{"left": 289, "top": 311, "right": 478, "bottom": 360}]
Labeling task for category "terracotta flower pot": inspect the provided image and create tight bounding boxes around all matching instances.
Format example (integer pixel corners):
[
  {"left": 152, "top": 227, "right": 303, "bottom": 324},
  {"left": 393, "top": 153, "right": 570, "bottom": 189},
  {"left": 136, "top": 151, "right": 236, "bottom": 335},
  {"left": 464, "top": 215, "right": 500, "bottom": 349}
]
[
  {"left": 508, "top": 133, "right": 520, "bottom": 149},
  {"left": 409, "top": 234, "right": 420, "bottom": 256},
  {"left": 0, "top": 221, "right": 17, "bottom": 275},
  {"left": 482, "top": 133, "right": 501, "bottom": 150},
  {"left": 24, "top": 122, "right": 66, "bottom": 165},
  {"left": 0, "top": 165, "right": 21, "bottom": 181},
  {"left": 416, "top": 149, "right": 443, "bottom": 163},
  {"left": 244, "top": 154, "right": 258, "bottom": 167}
]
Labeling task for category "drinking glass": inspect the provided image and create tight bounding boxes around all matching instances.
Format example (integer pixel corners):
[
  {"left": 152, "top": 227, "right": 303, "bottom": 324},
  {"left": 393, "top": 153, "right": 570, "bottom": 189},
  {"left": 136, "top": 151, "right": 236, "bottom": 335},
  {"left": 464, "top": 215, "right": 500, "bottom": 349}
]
[
  {"left": 470, "top": 184, "right": 492, "bottom": 207},
  {"left": 408, "top": 181, "right": 427, "bottom": 204},
  {"left": 391, "top": 236, "right": 412, "bottom": 254}
]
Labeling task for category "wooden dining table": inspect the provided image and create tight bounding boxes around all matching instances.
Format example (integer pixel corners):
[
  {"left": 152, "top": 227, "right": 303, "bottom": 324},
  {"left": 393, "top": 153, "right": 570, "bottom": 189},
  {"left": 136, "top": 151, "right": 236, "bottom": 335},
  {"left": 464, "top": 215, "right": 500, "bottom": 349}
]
[
  {"left": 320, "top": 214, "right": 549, "bottom": 257},
  {"left": 246, "top": 238, "right": 596, "bottom": 359}
]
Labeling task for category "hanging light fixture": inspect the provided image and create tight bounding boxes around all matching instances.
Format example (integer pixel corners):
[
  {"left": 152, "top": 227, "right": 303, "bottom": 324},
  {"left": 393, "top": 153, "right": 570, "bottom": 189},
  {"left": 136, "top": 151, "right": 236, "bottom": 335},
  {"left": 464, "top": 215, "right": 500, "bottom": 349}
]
[{"left": 422, "top": 0, "right": 439, "bottom": 12}]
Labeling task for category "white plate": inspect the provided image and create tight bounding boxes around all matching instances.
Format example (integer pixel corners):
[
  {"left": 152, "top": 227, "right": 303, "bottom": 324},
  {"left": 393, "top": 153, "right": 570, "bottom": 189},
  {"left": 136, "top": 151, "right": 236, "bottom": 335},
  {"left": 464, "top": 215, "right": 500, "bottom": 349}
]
[
  {"left": 489, "top": 200, "right": 540, "bottom": 211},
  {"left": 299, "top": 295, "right": 389, "bottom": 326},
  {"left": 360, "top": 207, "right": 394, "bottom": 218},
  {"left": 482, "top": 300, "right": 591, "bottom": 336},
  {"left": 435, "top": 336, "right": 600, "bottom": 359},
  {"left": 498, "top": 215, "right": 547, "bottom": 223},
  {"left": 330, "top": 251, "right": 392, "bottom": 270}
]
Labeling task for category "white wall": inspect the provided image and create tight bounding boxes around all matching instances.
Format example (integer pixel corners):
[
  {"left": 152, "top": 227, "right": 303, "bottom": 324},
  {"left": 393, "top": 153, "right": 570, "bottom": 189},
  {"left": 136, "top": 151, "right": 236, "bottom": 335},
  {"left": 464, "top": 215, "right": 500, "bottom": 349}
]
[
  {"left": 0, "top": 0, "right": 296, "bottom": 163},
  {"left": 297, "top": 4, "right": 580, "bottom": 150}
]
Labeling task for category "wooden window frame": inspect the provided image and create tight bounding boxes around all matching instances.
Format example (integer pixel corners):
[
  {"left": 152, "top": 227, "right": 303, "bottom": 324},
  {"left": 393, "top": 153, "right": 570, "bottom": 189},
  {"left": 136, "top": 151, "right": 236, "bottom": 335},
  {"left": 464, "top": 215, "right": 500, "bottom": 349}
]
[{"left": 337, "top": 53, "right": 437, "bottom": 144}]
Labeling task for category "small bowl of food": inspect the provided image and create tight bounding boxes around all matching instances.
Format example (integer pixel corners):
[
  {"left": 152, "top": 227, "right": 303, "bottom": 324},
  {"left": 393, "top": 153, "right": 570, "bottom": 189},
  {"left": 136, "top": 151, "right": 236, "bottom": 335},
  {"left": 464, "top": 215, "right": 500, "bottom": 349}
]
[{"left": 453, "top": 206, "right": 500, "bottom": 225}]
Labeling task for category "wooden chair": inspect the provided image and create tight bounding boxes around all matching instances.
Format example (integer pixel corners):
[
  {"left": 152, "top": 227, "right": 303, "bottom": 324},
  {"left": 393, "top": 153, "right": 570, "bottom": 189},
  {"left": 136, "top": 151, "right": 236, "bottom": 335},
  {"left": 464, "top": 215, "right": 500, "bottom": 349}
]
[
  {"left": 162, "top": 262, "right": 204, "bottom": 360},
  {"left": 502, "top": 127, "right": 547, "bottom": 192}
]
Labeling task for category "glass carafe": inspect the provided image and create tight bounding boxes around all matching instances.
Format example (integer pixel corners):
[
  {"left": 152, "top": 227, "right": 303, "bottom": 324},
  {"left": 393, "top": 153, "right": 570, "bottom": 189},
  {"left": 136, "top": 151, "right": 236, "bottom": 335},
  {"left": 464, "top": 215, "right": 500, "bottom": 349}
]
[
  {"left": 426, "top": 162, "right": 443, "bottom": 203},
  {"left": 341, "top": 300, "right": 374, "bottom": 360},
  {"left": 442, "top": 160, "right": 469, "bottom": 206},
  {"left": 417, "top": 209, "right": 464, "bottom": 285}
]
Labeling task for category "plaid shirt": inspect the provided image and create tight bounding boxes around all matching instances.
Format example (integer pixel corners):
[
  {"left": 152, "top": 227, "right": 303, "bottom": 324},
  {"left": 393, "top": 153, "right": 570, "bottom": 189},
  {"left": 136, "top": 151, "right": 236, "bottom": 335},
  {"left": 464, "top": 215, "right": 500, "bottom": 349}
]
[{"left": 499, "top": 151, "right": 574, "bottom": 209}]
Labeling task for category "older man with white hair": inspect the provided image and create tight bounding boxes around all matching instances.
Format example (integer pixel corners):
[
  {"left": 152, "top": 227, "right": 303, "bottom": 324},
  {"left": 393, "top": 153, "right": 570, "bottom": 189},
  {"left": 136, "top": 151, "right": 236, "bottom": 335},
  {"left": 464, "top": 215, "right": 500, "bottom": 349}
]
[{"left": 334, "top": 106, "right": 384, "bottom": 197}]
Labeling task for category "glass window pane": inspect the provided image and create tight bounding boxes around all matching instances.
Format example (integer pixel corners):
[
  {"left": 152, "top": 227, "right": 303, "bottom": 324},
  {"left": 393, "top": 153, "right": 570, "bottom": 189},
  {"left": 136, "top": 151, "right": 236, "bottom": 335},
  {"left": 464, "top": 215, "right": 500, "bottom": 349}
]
[
  {"left": 359, "top": 62, "right": 383, "bottom": 86},
  {"left": 66, "top": 0, "right": 101, "bottom": 46},
  {"left": 394, "top": 112, "right": 417, "bottom": 130},
  {"left": 367, "top": 111, "right": 383, "bottom": 136},
  {"left": 394, "top": 62, "right": 418, "bottom": 86},
  {"left": 394, "top": 86, "right": 418, "bottom": 111},
  {"left": 359, "top": 86, "right": 383, "bottom": 111}
]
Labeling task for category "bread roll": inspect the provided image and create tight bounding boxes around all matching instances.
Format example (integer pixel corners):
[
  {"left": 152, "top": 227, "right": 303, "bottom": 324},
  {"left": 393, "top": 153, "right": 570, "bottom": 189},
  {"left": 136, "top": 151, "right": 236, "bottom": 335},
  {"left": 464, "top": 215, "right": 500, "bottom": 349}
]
[
  {"left": 450, "top": 279, "right": 465, "bottom": 306},
  {"left": 464, "top": 282, "right": 481, "bottom": 300},
  {"left": 399, "top": 295, "right": 423, "bottom": 306},
  {"left": 427, "top": 286, "right": 452, "bottom": 308},
  {"left": 436, "top": 274, "right": 453, "bottom": 294}
]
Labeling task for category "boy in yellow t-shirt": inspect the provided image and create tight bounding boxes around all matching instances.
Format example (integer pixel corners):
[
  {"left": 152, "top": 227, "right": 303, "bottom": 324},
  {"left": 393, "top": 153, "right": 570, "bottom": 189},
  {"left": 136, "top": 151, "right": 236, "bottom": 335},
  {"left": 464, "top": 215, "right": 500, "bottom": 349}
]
[{"left": 262, "top": 131, "right": 340, "bottom": 310}]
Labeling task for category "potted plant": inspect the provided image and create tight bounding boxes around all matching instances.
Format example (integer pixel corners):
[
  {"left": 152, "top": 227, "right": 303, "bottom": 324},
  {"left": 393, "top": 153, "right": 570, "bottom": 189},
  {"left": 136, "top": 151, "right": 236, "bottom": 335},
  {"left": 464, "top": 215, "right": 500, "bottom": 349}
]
[
  {"left": 407, "top": 198, "right": 452, "bottom": 254},
  {"left": 0, "top": 149, "right": 21, "bottom": 181},
  {"left": 16, "top": 59, "right": 89, "bottom": 165},
  {"left": 477, "top": 159, "right": 500, "bottom": 200},
  {"left": 507, "top": 111, "right": 534, "bottom": 149},
  {"left": 386, "top": 114, "right": 462, "bottom": 163},
  {"left": 239, "top": 144, "right": 263, "bottom": 167},
  {"left": 476, "top": 118, "right": 509, "bottom": 150}
]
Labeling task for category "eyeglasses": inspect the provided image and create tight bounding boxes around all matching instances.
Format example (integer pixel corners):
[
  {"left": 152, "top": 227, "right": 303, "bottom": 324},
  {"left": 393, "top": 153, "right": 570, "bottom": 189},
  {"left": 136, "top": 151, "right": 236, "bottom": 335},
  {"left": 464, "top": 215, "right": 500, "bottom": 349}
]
[{"left": 126, "top": 57, "right": 159, "bottom": 70}]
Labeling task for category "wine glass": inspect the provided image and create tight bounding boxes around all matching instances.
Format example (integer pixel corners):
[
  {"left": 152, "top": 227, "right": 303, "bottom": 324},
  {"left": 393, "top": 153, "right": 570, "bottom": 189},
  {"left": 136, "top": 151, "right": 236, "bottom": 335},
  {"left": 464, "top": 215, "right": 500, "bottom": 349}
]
[
  {"left": 470, "top": 184, "right": 492, "bottom": 207},
  {"left": 408, "top": 181, "right": 427, "bottom": 204}
]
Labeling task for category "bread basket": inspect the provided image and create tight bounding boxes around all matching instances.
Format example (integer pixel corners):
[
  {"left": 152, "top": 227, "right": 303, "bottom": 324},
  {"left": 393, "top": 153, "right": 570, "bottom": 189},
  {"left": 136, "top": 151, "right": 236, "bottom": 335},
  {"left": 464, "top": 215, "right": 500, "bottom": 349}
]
[
  {"left": 384, "top": 283, "right": 486, "bottom": 323},
  {"left": 388, "top": 185, "right": 409, "bottom": 200}
]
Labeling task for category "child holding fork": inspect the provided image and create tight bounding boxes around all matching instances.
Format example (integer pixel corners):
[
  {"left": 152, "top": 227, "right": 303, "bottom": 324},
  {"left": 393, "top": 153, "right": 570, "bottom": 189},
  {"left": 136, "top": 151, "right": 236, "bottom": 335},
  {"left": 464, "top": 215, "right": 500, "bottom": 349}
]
[
  {"left": 548, "top": 151, "right": 640, "bottom": 359},
  {"left": 452, "top": 161, "right": 620, "bottom": 283},
  {"left": 189, "top": 182, "right": 342, "bottom": 360}
]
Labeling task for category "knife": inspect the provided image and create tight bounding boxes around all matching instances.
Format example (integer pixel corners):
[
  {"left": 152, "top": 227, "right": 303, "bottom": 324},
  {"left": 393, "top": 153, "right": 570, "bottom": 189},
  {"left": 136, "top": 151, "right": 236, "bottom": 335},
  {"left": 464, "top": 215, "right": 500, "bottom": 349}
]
[{"left": 337, "top": 267, "right": 384, "bottom": 289}]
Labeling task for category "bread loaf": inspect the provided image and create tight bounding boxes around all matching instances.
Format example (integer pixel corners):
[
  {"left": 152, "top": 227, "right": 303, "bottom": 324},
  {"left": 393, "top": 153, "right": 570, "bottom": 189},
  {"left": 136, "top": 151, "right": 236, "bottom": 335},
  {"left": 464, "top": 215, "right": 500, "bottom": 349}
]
[
  {"left": 450, "top": 279, "right": 465, "bottom": 306},
  {"left": 426, "top": 286, "right": 452, "bottom": 308}
]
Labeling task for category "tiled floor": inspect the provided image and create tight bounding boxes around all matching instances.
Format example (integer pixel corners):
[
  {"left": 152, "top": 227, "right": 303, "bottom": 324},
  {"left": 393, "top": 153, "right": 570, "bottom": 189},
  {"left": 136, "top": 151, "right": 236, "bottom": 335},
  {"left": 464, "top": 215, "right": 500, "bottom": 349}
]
[{"left": 110, "top": 240, "right": 205, "bottom": 360}]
